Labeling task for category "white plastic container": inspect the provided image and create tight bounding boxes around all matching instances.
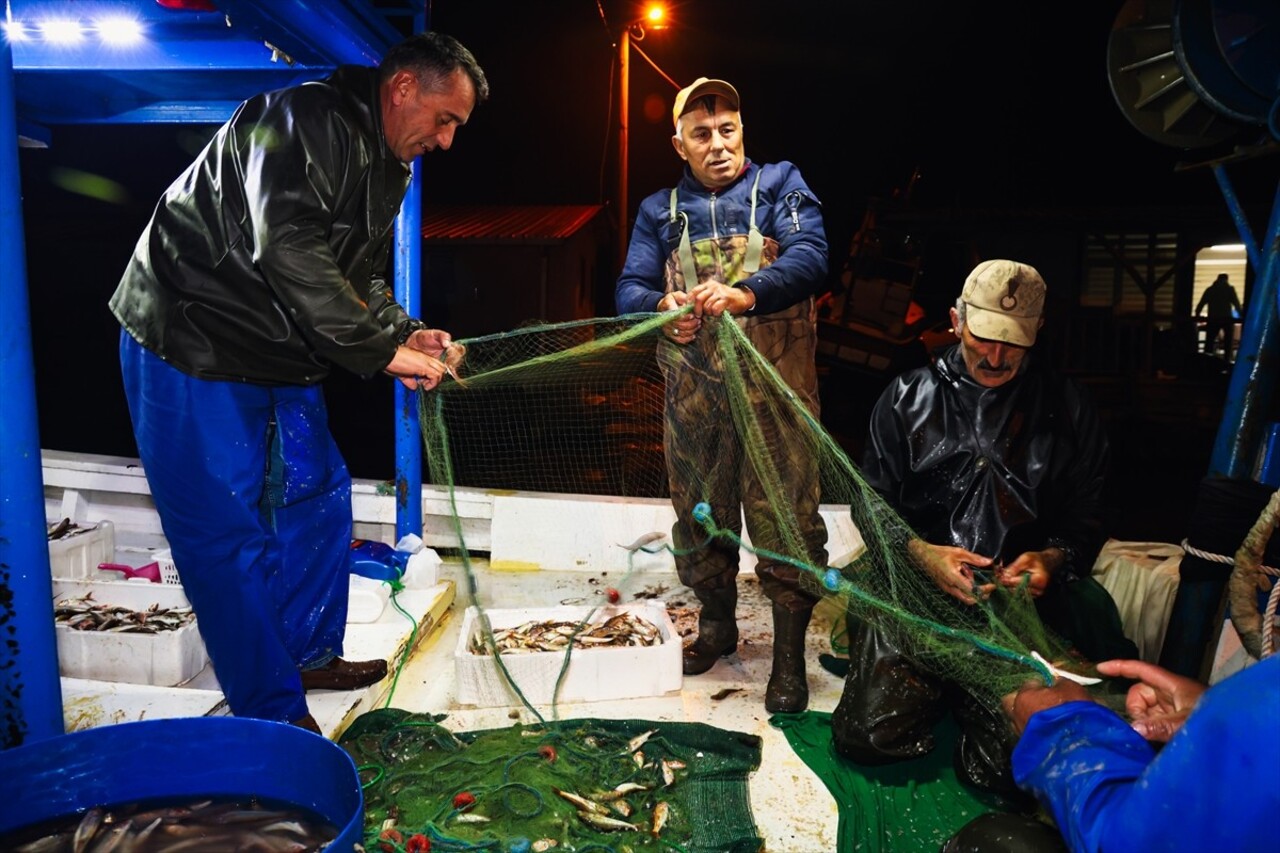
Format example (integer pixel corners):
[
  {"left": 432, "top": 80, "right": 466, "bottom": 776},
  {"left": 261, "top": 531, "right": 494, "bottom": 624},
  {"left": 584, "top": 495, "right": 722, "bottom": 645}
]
[
  {"left": 453, "top": 600, "right": 682, "bottom": 707},
  {"left": 47, "top": 520, "right": 115, "bottom": 580},
  {"left": 403, "top": 547, "right": 442, "bottom": 589},
  {"left": 52, "top": 579, "right": 208, "bottom": 687},
  {"left": 149, "top": 548, "right": 185, "bottom": 585},
  {"left": 348, "top": 574, "right": 392, "bottom": 623}
]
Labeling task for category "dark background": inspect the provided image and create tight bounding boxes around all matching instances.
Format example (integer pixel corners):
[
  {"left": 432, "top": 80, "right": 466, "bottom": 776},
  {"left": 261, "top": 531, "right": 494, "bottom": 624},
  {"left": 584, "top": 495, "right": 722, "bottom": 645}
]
[{"left": 19, "top": 1, "right": 1275, "bottom": 544}]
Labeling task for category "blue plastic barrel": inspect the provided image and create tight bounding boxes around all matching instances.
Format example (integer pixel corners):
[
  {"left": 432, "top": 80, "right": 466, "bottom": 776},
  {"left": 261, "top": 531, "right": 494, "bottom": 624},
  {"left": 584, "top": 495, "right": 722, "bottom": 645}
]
[{"left": 0, "top": 716, "right": 364, "bottom": 850}]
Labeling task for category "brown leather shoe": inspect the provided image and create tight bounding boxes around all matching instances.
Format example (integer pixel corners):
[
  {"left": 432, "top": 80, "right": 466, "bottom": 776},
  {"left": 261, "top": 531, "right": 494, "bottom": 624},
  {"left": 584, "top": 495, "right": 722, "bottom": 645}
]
[
  {"left": 291, "top": 713, "right": 324, "bottom": 735},
  {"left": 300, "top": 657, "right": 388, "bottom": 691}
]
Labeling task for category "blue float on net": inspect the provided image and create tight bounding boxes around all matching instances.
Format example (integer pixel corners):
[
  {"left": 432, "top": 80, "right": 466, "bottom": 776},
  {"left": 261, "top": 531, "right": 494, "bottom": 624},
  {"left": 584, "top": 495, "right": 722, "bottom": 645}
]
[
  {"left": 823, "top": 568, "right": 841, "bottom": 591},
  {"left": 692, "top": 502, "right": 712, "bottom": 524},
  {"left": 508, "top": 838, "right": 531, "bottom": 853}
]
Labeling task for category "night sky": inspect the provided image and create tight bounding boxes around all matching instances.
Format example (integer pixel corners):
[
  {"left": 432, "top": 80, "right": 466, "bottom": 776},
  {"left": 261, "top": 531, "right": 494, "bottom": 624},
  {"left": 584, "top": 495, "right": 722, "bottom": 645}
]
[
  {"left": 17, "top": 1, "right": 1275, "bottom": 532},
  {"left": 425, "top": 1, "right": 1265, "bottom": 233}
]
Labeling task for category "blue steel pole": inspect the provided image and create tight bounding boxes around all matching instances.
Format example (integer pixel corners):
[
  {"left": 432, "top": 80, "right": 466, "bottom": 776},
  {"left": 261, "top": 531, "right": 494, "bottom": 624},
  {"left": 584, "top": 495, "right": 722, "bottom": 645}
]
[
  {"left": 0, "top": 39, "right": 65, "bottom": 747},
  {"left": 393, "top": 158, "right": 424, "bottom": 543},
  {"left": 1207, "top": 170, "right": 1280, "bottom": 478}
]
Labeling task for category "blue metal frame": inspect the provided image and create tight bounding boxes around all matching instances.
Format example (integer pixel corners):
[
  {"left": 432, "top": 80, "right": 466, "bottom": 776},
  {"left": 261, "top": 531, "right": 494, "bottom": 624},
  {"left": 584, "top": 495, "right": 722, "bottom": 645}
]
[
  {"left": 2, "top": 0, "right": 428, "bottom": 746},
  {"left": 1207, "top": 169, "right": 1280, "bottom": 477},
  {"left": 394, "top": 159, "right": 424, "bottom": 543},
  {"left": 0, "top": 35, "right": 64, "bottom": 748}
]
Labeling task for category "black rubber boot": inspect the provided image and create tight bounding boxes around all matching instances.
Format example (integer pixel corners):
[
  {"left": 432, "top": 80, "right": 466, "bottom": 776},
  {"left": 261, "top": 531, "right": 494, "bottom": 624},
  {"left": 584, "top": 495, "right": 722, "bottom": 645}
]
[
  {"left": 765, "top": 603, "right": 812, "bottom": 713},
  {"left": 683, "top": 586, "right": 739, "bottom": 675}
]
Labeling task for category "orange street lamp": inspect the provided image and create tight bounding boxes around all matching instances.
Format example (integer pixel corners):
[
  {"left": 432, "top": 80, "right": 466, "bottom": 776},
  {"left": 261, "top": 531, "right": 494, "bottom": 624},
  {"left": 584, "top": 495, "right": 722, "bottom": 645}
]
[{"left": 617, "top": 4, "right": 667, "bottom": 272}]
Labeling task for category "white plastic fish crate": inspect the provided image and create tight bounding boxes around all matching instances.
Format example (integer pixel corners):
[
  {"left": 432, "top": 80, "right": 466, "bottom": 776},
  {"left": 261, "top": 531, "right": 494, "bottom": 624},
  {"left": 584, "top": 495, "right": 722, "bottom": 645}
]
[
  {"left": 150, "top": 548, "right": 185, "bottom": 585},
  {"left": 47, "top": 520, "right": 115, "bottom": 580},
  {"left": 453, "top": 600, "right": 682, "bottom": 708},
  {"left": 51, "top": 579, "right": 209, "bottom": 687}
]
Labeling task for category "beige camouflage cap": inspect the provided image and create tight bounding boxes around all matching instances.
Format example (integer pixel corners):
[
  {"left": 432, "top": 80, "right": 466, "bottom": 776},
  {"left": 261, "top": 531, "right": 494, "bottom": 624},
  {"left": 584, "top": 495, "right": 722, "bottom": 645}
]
[
  {"left": 672, "top": 77, "right": 740, "bottom": 128},
  {"left": 961, "top": 259, "right": 1047, "bottom": 347}
]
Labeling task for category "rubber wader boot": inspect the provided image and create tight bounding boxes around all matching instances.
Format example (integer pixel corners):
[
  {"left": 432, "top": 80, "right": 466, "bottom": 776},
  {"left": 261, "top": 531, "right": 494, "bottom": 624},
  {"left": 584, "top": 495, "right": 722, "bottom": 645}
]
[
  {"left": 765, "top": 603, "right": 812, "bottom": 713},
  {"left": 683, "top": 586, "right": 739, "bottom": 675}
]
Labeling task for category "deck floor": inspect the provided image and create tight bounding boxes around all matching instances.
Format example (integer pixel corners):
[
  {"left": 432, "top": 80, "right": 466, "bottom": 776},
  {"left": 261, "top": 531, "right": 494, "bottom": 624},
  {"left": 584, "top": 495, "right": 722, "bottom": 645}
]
[{"left": 59, "top": 557, "right": 845, "bottom": 851}]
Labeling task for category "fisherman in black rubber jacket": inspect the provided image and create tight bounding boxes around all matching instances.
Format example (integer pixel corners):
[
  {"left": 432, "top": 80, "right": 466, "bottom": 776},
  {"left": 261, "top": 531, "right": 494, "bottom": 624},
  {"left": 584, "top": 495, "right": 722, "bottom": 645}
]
[
  {"left": 110, "top": 32, "right": 488, "bottom": 734},
  {"left": 615, "top": 77, "right": 830, "bottom": 713},
  {"left": 831, "top": 259, "right": 1137, "bottom": 798}
]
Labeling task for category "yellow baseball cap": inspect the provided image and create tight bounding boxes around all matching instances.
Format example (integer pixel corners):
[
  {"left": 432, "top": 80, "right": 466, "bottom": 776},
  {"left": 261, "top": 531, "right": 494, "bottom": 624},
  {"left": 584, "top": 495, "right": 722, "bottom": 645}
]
[{"left": 672, "top": 77, "right": 740, "bottom": 128}]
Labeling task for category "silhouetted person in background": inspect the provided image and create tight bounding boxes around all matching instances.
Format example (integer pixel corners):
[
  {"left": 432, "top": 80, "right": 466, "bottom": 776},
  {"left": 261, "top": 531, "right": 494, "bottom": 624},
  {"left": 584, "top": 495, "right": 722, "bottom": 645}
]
[{"left": 1195, "top": 273, "right": 1242, "bottom": 358}]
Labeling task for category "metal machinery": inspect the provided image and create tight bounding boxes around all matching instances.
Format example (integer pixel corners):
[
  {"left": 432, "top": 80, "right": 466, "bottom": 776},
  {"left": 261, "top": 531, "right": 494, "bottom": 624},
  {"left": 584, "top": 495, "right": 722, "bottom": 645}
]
[
  {"left": 1108, "top": 0, "right": 1280, "bottom": 676},
  {"left": 1108, "top": 0, "right": 1280, "bottom": 478}
]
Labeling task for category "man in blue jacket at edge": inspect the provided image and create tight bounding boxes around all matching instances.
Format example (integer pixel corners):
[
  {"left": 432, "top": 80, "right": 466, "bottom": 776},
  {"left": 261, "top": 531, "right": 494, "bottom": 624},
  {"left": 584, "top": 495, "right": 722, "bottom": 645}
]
[
  {"left": 615, "top": 77, "right": 830, "bottom": 713},
  {"left": 947, "top": 654, "right": 1278, "bottom": 852}
]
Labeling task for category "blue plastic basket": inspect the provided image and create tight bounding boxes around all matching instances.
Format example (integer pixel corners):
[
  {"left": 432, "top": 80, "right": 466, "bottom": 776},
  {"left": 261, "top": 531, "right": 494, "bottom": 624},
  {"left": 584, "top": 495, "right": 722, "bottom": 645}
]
[{"left": 0, "top": 716, "right": 364, "bottom": 850}]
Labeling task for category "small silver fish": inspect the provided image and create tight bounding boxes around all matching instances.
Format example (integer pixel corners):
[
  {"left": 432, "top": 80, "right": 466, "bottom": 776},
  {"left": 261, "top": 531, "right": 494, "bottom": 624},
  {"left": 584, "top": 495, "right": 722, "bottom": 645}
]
[
  {"left": 453, "top": 813, "right": 491, "bottom": 824},
  {"left": 577, "top": 810, "right": 638, "bottom": 832},
  {"left": 651, "top": 801, "right": 670, "bottom": 836},
  {"left": 554, "top": 788, "right": 608, "bottom": 815},
  {"left": 71, "top": 807, "right": 105, "bottom": 853},
  {"left": 619, "top": 532, "right": 665, "bottom": 552},
  {"left": 626, "top": 729, "right": 657, "bottom": 753}
]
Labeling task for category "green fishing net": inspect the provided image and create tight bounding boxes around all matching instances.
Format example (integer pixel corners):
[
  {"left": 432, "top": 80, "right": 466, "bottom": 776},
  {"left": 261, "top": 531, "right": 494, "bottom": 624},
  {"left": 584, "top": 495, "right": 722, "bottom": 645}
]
[
  {"left": 339, "top": 709, "right": 762, "bottom": 852},
  {"left": 343, "top": 310, "right": 1116, "bottom": 850},
  {"left": 420, "top": 311, "right": 1091, "bottom": 711}
]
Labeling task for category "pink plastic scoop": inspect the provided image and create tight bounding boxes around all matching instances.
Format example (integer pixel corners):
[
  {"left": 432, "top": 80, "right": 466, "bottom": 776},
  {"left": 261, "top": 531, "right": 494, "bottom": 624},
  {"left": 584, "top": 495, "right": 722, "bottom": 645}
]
[{"left": 97, "top": 562, "right": 162, "bottom": 583}]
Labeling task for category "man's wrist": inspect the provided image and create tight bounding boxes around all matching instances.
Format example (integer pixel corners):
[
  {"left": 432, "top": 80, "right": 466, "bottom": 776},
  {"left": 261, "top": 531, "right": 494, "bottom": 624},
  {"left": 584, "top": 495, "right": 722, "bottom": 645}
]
[
  {"left": 396, "top": 319, "right": 428, "bottom": 345},
  {"left": 1041, "top": 546, "right": 1068, "bottom": 575}
]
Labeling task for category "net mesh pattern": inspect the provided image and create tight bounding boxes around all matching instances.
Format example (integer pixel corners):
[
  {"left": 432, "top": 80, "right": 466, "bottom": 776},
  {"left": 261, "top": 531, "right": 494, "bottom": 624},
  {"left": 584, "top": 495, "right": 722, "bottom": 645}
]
[
  {"left": 423, "top": 312, "right": 1087, "bottom": 709},
  {"left": 343, "top": 310, "right": 1109, "bottom": 851}
]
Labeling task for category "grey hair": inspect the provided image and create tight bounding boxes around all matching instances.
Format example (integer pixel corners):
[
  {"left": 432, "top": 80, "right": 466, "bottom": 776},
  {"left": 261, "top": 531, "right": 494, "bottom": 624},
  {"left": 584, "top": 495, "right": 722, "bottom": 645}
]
[
  {"left": 954, "top": 298, "right": 967, "bottom": 331},
  {"left": 380, "top": 31, "right": 490, "bottom": 104}
]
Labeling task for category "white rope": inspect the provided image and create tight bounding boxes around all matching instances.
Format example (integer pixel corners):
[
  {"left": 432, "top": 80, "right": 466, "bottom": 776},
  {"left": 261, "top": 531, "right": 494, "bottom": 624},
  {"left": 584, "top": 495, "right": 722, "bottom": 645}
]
[{"left": 1181, "top": 539, "right": 1280, "bottom": 658}]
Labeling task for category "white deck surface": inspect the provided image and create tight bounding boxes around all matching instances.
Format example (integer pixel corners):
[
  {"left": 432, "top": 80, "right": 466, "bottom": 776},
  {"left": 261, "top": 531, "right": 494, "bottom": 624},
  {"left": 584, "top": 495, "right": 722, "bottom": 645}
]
[{"left": 59, "top": 558, "right": 844, "bottom": 851}]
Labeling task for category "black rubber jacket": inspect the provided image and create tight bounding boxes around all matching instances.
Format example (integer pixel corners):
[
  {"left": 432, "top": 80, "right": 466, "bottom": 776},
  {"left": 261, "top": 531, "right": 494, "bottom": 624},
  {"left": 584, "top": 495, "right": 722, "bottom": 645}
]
[
  {"left": 110, "top": 66, "right": 422, "bottom": 385},
  {"left": 861, "top": 344, "right": 1110, "bottom": 577}
]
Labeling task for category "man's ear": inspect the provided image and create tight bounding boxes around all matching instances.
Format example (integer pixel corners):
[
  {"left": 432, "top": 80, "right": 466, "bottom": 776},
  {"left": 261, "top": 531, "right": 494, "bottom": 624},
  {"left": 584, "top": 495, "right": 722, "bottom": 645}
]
[
  {"left": 389, "top": 69, "right": 416, "bottom": 105},
  {"left": 671, "top": 134, "right": 689, "bottom": 163}
]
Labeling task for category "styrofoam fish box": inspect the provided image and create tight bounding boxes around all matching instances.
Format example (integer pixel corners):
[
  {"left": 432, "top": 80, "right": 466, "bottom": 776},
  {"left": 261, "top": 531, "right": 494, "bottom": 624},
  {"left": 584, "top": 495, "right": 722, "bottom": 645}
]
[
  {"left": 454, "top": 600, "right": 682, "bottom": 707},
  {"left": 47, "top": 520, "right": 115, "bottom": 580},
  {"left": 52, "top": 579, "right": 208, "bottom": 687}
]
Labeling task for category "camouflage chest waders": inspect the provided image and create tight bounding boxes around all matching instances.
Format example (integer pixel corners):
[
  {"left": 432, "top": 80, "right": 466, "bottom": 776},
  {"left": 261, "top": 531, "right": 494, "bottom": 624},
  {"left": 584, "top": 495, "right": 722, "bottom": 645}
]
[{"left": 658, "top": 172, "right": 827, "bottom": 711}]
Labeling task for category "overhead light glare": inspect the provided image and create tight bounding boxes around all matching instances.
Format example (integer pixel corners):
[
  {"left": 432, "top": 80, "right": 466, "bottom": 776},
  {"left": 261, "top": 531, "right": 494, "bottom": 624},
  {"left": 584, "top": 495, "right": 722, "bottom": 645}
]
[
  {"left": 96, "top": 16, "right": 144, "bottom": 45},
  {"left": 2, "top": 21, "right": 30, "bottom": 42},
  {"left": 1206, "top": 244, "right": 1245, "bottom": 253},
  {"left": 39, "top": 19, "right": 85, "bottom": 45}
]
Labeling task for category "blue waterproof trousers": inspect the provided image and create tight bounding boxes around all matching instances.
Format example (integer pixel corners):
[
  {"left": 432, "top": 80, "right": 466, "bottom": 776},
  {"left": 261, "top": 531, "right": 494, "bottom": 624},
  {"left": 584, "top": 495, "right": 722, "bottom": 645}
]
[{"left": 119, "top": 331, "right": 352, "bottom": 723}]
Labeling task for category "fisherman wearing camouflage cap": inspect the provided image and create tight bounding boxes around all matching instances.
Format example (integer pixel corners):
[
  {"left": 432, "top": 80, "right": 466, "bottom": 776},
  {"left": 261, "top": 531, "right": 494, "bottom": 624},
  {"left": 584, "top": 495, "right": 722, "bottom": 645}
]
[{"left": 831, "top": 258, "right": 1137, "bottom": 808}]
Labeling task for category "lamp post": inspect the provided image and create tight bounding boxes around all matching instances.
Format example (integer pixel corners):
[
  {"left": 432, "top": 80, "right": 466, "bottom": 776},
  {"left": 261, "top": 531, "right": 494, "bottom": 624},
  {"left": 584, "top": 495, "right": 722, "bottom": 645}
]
[{"left": 616, "top": 5, "right": 666, "bottom": 272}]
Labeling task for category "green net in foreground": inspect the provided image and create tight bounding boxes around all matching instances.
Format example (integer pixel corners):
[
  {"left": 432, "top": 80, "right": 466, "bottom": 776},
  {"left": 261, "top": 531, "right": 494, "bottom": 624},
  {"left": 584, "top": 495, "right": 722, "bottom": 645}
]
[
  {"left": 420, "top": 311, "right": 1093, "bottom": 715},
  {"left": 340, "top": 710, "right": 763, "bottom": 852}
]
